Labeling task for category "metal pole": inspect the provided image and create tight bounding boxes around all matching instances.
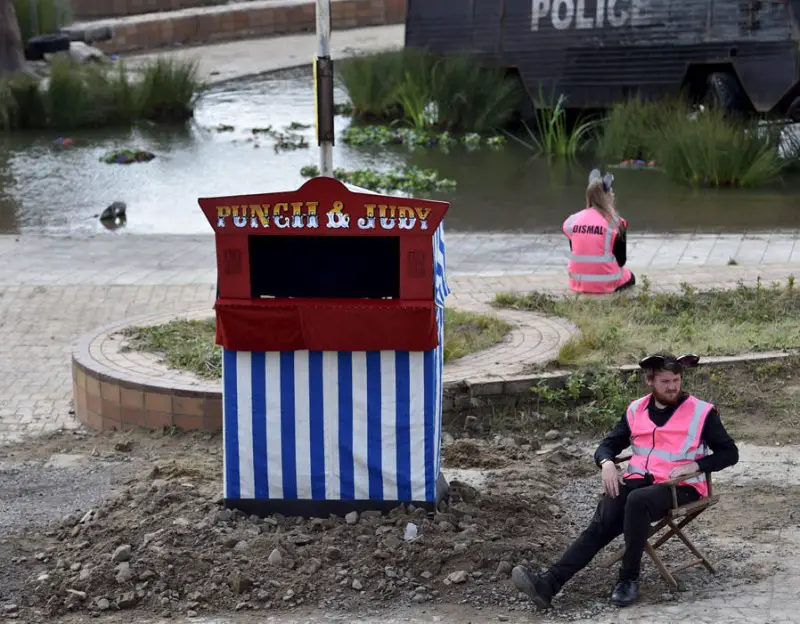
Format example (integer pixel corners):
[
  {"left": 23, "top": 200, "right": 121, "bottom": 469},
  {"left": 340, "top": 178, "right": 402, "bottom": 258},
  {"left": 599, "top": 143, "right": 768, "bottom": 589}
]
[{"left": 315, "top": 0, "right": 335, "bottom": 177}]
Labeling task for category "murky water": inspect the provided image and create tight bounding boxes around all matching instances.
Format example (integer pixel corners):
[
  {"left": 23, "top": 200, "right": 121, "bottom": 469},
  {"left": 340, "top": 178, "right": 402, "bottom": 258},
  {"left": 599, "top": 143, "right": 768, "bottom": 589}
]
[{"left": 1, "top": 67, "right": 800, "bottom": 236}]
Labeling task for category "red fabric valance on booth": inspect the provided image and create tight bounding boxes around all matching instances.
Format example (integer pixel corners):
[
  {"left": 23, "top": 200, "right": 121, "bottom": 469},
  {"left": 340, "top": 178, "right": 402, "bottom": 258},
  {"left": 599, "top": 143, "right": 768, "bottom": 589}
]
[{"left": 215, "top": 299, "right": 439, "bottom": 353}]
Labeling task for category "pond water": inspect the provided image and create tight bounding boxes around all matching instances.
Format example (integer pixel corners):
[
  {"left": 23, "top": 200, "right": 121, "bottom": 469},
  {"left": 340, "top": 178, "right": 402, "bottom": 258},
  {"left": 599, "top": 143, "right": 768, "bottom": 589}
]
[{"left": 1, "top": 66, "right": 800, "bottom": 236}]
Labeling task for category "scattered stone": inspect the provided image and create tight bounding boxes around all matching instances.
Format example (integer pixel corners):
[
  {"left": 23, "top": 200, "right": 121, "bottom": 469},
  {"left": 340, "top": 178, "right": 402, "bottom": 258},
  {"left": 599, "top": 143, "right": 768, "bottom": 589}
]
[
  {"left": 2, "top": 605, "right": 18, "bottom": 613},
  {"left": 117, "top": 591, "right": 136, "bottom": 609},
  {"left": 544, "top": 429, "right": 560, "bottom": 441},
  {"left": 97, "top": 598, "right": 110, "bottom": 611},
  {"left": 268, "top": 549, "right": 283, "bottom": 566},
  {"left": 495, "top": 561, "right": 513, "bottom": 577},
  {"left": 187, "top": 610, "right": 198, "bottom": 617},
  {"left": 351, "top": 579, "right": 363, "bottom": 591},
  {"left": 421, "top": 571, "right": 433, "bottom": 579},
  {"left": 233, "top": 540, "right": 250, "bottom": 552},
  {"left": 111, "top": 544, "right": 132, "bottom": 563},
  {"left": 229, "top": 572, "right": 253, "bottom": 595},
  {"left": 66, "top": 589, "right": 87, "bottom": 600},
  {"left": 345, "top": 511, "right": 359, "bottom": 525},
  {"left": 360, "top": 510, "right": 382, "bottom": 520},
  {"left": 464, "top": 415, "right": 480, "bottom": 432},
  {"left": 139, "top": 570, "right": 155, "bottom": 581},
  {"left": 446, "top": 570, "right": 468, "bottom": 584},
  {"left": 325, "top": 546, "right": 343, "bottom": 561},
  {"left": 499, "top": 616, "right": 510, "bottom": 622},
  {"left": 114, "top": 440, "right": 133, "bottom": 453},
  {"left": 115, "top": 562, "right": 133, "bottom": 584}
]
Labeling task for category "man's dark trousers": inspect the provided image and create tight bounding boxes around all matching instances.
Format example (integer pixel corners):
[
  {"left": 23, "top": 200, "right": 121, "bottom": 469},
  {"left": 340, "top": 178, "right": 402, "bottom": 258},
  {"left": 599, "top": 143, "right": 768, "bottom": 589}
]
[{"left": 548, "top": 477, "right": 700, "bottom": 588}]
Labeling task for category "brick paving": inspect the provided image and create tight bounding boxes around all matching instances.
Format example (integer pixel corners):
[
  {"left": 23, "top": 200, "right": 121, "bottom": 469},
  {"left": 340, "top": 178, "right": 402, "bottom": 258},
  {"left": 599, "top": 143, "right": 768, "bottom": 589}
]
[{"left": 0, "top": 232, "right": 798, "bottom": 445}]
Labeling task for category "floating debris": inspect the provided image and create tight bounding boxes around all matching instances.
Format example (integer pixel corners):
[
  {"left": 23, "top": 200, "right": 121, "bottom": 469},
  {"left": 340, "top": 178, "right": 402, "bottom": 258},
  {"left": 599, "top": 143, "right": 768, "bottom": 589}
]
[
  {"left": 215, "top": 124, "right": 235, "bottom": 132},
  {"left": 333, "top": 102, "right": 354, "bottom": 116},
  {"left": 300, "top": 164, "right": 456, "bottom": 193},
  {"left": 342, "top": 125, "right": 507, "bottom": 150},
  {"left": 100, "top": 150, "right": 156, "bottom": 165}
]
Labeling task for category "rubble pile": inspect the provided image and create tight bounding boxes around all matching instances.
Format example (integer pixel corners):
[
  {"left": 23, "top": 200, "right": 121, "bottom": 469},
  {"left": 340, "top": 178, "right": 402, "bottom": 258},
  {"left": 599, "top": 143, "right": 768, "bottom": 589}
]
[{"left": 15, "top": 440, "right": 588, "bottom": 619}]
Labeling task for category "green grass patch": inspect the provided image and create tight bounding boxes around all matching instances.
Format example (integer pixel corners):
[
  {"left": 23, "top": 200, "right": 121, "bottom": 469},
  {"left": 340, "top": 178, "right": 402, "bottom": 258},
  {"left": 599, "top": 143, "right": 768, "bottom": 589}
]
[
  {"left": 493, "top": 277, "right": 800, "bottom": 366},
  {"left": 121, "top": 310, "right": 511, "bottom": 379},
  {"left": 518, "top": 357, "right": 800, "bottom": 437},
  {"left": 0, "top": 57, "right": 204, "bottom": 131},
  {"left": 337, "top": 49, "right": 521, "bottom": 133},
  {"left": 598, "top": 98, "right": 791, "bottom": 187},
  {"left": 299, "top": 164, "right": 456, "bottom": 193}
]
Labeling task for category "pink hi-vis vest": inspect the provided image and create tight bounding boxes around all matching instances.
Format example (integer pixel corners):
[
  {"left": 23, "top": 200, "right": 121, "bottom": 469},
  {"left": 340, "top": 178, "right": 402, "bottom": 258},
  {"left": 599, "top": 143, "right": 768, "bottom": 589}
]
[
  {"left": 623, "top": 394, "right": 712, "bottom": 498},
  {"left": 562, "top": 208, "right": 632, "bottom": 294}
]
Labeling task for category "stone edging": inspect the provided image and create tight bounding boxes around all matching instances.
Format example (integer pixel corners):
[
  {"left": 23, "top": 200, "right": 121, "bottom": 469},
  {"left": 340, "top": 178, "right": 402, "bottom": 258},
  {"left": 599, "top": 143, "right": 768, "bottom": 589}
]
[
  {"left": 72, "top": 306, "right": 796, "bottom": 433},
  {"left": 444, "top": 349, "right": 800, "bottom": 414}
]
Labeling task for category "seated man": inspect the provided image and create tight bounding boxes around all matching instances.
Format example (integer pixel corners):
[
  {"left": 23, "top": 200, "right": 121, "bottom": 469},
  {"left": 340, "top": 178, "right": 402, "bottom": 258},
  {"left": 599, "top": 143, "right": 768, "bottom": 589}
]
[{"left": 512, "top": 353, "right": 739, "bottom": 608}]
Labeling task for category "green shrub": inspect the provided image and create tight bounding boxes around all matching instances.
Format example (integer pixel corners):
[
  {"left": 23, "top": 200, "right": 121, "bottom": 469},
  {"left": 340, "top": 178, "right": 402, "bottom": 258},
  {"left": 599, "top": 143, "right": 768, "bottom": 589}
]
[
  {"left": 338, "top": 50, "right": 520, "bottom": 133},
  {"left": 12, "top": 0, "right": 71, "bottom": 41},
  {"left": 598, "top": 96, "right": 689, "bottom": 162},
  {"left": 0, "top": 58, "right": 203, "bottom": 131},
  {"left": 656, "top": 109, "right": 785, "bottom": 188}
]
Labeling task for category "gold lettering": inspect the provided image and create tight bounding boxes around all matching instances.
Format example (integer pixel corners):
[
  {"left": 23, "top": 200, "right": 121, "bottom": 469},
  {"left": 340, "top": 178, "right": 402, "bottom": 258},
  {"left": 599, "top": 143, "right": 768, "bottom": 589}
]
[
  {"left": 231, "top": 205, "right": 247, "bottom": 228},
  {"left": 397, "top": 206, "right": 416, "bottom": 230},
  {"left": 250, "top": 204, "right": 270, "bottom": 228},
  {"left": 305, "top": 201, "right": 320, "bottom": 229},
  {"left": 414, "top": 207, "right": 432, "bottom": 221},
  {"left": 273, "top": 203, "right": 290, "bottom": 228},
  {"left": 216, "top": 206, "right": 231, "bottom": 228},
  {"left": 379, "top": 204, "right": 396, "bottom": 230},
  {"left": 326, "top": 200, "right": 350, "bottom": 229},
  {"left": 358, "top": 203, "right": 377, "bottom": 230}
]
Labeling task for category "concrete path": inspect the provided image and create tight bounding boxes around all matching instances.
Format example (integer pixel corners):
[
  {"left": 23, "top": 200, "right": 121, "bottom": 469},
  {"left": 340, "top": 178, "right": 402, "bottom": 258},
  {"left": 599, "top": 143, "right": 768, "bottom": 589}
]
[{"left": 126, "top": 23, "right": 405, "bottom": 85}]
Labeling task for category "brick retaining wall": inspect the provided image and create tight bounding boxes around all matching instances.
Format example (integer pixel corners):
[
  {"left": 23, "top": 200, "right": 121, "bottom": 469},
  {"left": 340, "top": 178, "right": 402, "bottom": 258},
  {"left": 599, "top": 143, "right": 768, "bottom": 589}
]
[
  {"left": 76, "top": 0, "right": 407, "bottom": 55},
  {"left": 71, "top": 0, "right": 218, "bottom": 20}
]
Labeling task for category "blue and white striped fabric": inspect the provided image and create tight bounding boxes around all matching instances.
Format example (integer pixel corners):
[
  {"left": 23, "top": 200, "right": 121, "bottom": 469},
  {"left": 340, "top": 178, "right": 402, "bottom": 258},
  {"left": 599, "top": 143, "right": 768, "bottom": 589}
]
[{"left": 222, "top": 224, "right": 449, "bottom": 503}]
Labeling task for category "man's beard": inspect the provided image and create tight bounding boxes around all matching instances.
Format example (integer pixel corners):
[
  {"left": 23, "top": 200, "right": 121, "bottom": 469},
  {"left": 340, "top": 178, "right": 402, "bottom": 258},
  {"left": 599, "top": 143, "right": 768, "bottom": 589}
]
[{"left": 653, "top": 389, "right": 681, "bottom": 406}]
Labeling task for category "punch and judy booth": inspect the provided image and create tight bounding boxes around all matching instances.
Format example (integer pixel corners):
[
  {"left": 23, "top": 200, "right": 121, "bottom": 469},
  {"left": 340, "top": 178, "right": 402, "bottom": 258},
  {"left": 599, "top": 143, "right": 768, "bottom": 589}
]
[{"left": 198, "top": 177, "right": 451, "bottom": 516}]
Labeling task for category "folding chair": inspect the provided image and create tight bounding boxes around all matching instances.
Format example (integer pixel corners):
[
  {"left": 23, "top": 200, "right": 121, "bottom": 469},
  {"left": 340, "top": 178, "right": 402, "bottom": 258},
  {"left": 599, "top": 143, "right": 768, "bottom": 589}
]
[{"left": 601, "top": 455, "right": 720, "bottom": 591}]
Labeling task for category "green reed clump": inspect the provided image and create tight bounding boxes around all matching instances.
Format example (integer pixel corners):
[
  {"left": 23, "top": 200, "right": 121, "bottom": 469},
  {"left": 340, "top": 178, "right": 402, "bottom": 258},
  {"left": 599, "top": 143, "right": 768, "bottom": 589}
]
[
  {"left": 598, "top": 96, "right": 689, "bottom": 162},
  {"left": 503, "top": 85, "right": 598, "bottom": 159},
  {"left": 0, "top": 57, "right": 204, "bottom": 131},
  {"left": 338, "top": 49, "right": 521, "bottom": 133},
  {"left": 656, "top": 109, "right": 786, "bottom": 187},
  {"left": 12, "top": 0, "right": 71, "bottom": 41}
]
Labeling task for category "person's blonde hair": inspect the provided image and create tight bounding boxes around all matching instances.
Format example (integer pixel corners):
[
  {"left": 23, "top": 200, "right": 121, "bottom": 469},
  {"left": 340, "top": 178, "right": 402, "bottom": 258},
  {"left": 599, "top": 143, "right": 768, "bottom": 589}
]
[{"left": 586, "top": 179, "right": 617, "bottom": 222}]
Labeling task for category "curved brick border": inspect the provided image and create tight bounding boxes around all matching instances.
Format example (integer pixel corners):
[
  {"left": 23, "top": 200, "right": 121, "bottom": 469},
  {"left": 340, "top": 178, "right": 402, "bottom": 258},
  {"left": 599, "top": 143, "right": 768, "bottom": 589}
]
[
  {"left": 70, "top": 305, "right": 579, "bottom": 432},
  {"left": 72, "top": 310, "right": 221, "bottom": 433}
]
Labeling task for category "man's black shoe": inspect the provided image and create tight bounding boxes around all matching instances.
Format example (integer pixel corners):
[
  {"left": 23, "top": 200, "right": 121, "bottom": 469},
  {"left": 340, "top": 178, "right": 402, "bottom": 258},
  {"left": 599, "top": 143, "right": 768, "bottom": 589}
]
[
  {"left": 511, "top": 566, "right": 555, "bottom": 609},
  {"left": 610, "top": 579, "right": 639, "bottom": 607}
]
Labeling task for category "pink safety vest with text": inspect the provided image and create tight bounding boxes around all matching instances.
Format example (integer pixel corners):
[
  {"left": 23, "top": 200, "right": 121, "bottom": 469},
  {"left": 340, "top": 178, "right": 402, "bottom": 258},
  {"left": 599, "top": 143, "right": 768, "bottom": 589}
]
[
  {"left": 562, "top": 208, "right": 632, "bottom": 294},
  {"left": 623, "top": 394, "right": 712, "bottom": 498}
]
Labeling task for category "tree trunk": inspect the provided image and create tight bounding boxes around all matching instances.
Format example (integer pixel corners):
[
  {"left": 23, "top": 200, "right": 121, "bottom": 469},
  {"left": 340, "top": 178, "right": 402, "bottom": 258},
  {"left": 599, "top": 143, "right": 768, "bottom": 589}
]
[{"left": 0, "top": 0, "right": 26, "bottom": 77}]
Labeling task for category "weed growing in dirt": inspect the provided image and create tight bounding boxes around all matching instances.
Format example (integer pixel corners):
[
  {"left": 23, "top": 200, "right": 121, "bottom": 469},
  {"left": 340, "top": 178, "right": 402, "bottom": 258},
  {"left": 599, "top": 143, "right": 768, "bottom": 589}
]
[
  {"left": 121, "top": 311, "right": 510, "bottom": 379},
  {"left": 494, "top": 276, "right": 800, "bottom": 366},
  {"left": 530, "top": 368, "right": 642, "bottom": 431}
]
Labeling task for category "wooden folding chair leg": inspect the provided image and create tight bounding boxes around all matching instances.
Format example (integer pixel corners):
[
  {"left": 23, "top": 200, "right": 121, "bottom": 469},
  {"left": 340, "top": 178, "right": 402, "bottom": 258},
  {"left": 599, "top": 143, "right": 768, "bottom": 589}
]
[
  {"left": 602, "top": 517, "right": 670, "bottom": 568},
  {"left": 645, "top": 542, "right": 680, "bottom": 591},
  {"left": 649, "top": 513, "right": 696, "bottom": 551},
  {"left": 668, "top": 520, "right": 716, "bottom": 574}
]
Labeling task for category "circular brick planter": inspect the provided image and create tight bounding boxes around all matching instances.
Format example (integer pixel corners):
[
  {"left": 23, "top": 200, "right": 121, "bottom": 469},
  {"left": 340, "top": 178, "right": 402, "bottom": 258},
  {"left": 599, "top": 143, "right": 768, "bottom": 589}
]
[{"left": 71, "top": 309, "right": 222, "bottom": 433}]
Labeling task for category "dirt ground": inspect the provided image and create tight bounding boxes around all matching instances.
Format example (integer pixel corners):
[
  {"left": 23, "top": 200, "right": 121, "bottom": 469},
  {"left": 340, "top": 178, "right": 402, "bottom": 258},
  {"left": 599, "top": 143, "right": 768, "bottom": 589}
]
[{"left": 1, "top": 370, "right": 798, "bottom": 623}]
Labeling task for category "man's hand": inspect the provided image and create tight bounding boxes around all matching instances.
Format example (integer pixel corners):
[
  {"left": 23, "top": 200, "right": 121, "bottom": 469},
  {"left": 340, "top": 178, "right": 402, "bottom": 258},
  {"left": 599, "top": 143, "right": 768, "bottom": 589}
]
[
  {"left": 668, "top": 462, "right": 700, "bottom": 479},
  {"left": 601, "top": 460, "right": 622, "bottom": 498}
]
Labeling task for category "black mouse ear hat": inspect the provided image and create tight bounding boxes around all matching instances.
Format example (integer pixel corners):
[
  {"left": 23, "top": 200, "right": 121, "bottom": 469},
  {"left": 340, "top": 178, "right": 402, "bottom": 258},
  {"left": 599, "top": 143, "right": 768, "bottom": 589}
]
[{"left": 638, "top": 353, "right": 700, "bottom": 373}]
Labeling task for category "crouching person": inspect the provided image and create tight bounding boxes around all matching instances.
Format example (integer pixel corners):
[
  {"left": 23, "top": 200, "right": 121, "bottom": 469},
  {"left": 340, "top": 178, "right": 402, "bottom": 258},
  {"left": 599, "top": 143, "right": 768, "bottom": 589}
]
[{"left": 564, "top": 169, "right": 635, "bottom": 294}]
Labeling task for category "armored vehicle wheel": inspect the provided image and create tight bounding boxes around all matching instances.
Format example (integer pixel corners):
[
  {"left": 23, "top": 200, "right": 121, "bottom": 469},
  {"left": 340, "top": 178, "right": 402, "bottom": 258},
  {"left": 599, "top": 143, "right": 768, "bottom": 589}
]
[
  {"left": 704, "top": 72, "right": 743, "bottom": 115},
  {"left": 24, "top": 33, "right": 71, "bottom": 61}
]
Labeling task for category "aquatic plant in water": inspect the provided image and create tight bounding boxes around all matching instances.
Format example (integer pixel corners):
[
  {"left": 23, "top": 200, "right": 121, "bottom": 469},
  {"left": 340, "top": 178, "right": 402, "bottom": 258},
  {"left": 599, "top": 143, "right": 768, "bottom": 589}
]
[
  {"left": 100, "top": 149, "right": 156, "bottom": 165},
  {"left": 504, "top": 85, "right": 598, "bottom": 159},
  {"left": 299, "top": 165, "right": 456, "bottom": 193},
  {"left": 341, "top": 125, "right": 507, "bottom": 150},
  {"left": 338, "top": 50, "right": 520, "bottom": 133}
]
